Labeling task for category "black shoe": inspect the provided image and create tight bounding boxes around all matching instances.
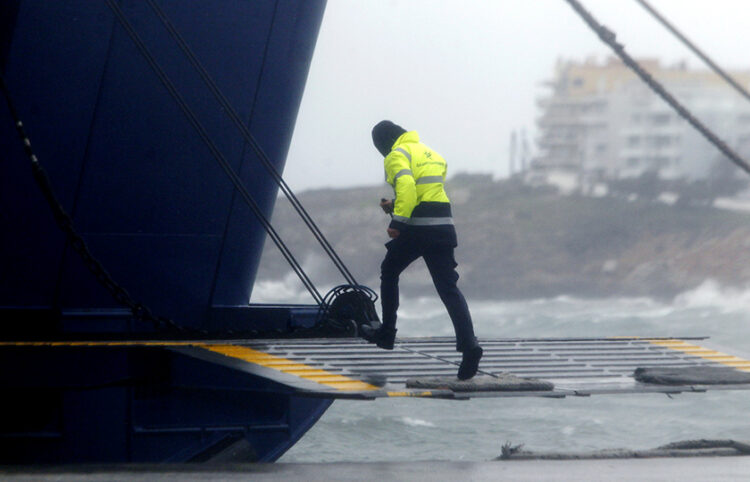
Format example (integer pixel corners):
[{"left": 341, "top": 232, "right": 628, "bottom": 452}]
[
  {"left": 458, "top": 345, "right": 483, "bottom": 380},
  {"left": 360, "top": 324, "right": 397, "bottom": 350}
]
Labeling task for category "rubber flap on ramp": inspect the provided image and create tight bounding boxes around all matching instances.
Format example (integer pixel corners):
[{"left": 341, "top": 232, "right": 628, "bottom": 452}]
[
  {"left": 406, "top": 374, "right": 554, "bottom": 392},
  {"left": 634, "top": 366, "right": 750, "bottom": 385}
]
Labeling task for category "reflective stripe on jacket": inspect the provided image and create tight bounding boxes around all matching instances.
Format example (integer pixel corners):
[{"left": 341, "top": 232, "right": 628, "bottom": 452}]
[{"left": 384, "top": 131, "right": 453, "bottom": 231}]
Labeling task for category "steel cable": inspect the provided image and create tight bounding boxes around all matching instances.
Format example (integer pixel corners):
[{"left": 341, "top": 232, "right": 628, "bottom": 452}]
[
  {"left": 145, "top": 0, "right": 361, "bottom": 289},
  {"left": 634, "top": 0, "right": 750, "bottom": 105},
  {"left": 104, "top": 0, "right": 324, "bottom": 304},
  {"left": 0, "top": 73, "right": 188, "bottom": 332},
  {"left": 564, "top": 0, "right": 750, "bottom": 176}
]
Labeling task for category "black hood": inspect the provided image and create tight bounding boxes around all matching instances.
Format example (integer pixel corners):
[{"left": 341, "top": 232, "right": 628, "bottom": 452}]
[{"left": 372, "top": 120, "right": 406, "bottom": 157}]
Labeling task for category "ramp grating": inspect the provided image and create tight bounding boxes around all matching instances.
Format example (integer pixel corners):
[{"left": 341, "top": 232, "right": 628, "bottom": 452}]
[
  {"left": 175, "top": 336, "right": 750, "bottom": 399},
  {"left": 5, "top": 337, "right": 750, "bottom": 399}
]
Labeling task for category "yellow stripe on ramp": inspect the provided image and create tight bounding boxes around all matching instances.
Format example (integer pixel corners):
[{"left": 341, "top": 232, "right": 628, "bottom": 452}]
[
  {"left": 201, "top": 344, "right": 380, "bottom": 392},
  {"left": 386, "top": 391, "right": 434, "bottom": 398},
  {"left": 646, "top": 339, "right": 750, "bottom": 372}
]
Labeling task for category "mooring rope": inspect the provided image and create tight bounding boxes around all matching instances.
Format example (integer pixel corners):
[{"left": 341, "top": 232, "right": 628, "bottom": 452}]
[
  {"left": 634, "top": 0, "right": 750, "bottom": 104},
  {"left": 144, "top": 0, "right": 362, "bottom": 291},
  {"left": 564, "top": 0, "right": 750, "bottom": 176},
  {"left": 104, "top": 0, "right": 324, "bottom": 304}
]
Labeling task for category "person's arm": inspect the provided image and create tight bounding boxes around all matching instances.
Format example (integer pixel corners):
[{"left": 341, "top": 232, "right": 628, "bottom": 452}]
[{"left": 385, "top": 150, "right": 416, "bottom": 234}]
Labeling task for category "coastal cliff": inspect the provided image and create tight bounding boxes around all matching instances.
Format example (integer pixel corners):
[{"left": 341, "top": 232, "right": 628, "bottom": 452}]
[{"left": 256, "top": 174, "right": 750, "bottom": 300}]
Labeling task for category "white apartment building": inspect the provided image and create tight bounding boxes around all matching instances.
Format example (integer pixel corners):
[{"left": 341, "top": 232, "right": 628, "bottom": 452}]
[{"left": 532, "top": 57, "right": 750, "bottom": 188}]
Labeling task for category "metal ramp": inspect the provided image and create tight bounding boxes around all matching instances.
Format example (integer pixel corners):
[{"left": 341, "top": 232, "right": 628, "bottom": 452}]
[
  {"left": 5, "top": 337, "right": 750, "bottom": 399},
  {"left": 173, "top": 336, "right": 750, "bottom": 399}
]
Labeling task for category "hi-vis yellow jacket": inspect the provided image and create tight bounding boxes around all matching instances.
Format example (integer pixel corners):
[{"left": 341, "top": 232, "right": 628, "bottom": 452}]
[{"left": 384, "top": 131, "right": 454, "bottom": 235}]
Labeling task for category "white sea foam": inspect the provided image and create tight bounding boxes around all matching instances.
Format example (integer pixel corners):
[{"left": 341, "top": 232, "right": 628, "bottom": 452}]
[
  {"left": 673, "top": 279, "right": 750, "bottom": 314},
  {"left": 251, "top": 276, "right": 310, "bottom": 303},
  {"left": 397, "top": 297, "right": 453, "bottom": 321},
  {"left": 401, "top": 417, "right": 435, "bottom": 428},
  {"left": 251, "top": 253, "right": 337, "bottom": 304}
]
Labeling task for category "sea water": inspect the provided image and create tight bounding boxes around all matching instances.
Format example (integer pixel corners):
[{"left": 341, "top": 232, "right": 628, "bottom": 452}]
[{"left": 258, "top": 280, "right": 750, "bottom": 463}]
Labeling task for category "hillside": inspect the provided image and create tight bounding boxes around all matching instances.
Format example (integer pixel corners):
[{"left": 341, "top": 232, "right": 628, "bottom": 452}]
[{"left": 255, "top": 175, "right": 750, "bottom": 301}]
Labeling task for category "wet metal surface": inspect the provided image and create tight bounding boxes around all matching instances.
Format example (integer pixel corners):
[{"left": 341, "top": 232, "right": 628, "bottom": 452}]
[
  {"left": 6, "top": 337, "right": 749, "bottom": 399},
  {"left": 173, "top": 336, "right": 750, "bottom": 399}
]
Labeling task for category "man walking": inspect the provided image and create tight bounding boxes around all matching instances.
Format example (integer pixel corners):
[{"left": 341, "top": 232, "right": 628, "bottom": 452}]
[{"left": 362, "top": 120, "right": 483, "bottom": 380}]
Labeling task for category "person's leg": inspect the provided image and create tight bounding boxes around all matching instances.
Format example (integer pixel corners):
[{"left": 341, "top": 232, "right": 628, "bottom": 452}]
[
  {"left": 423, "top": 245, "right": 478, "bottom": 352},
  {"left": 424, "top": 246, "right": 482, "bottom": 379},
  {"left": 380, "top": 237, "right": 422, "bottom": 332}
]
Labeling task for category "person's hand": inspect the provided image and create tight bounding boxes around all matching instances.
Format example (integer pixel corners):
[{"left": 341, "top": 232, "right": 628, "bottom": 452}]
[
  {"left": 387, "top": 228, "right": 400, "bottom": 238},
  {"left": 380, "top": 198, "right": 394, "bottom": 214}
]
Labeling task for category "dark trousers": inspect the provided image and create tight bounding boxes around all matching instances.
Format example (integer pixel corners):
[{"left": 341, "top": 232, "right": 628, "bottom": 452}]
[{"left": 380, "top": 236, "right": 477, "bottom": 352}]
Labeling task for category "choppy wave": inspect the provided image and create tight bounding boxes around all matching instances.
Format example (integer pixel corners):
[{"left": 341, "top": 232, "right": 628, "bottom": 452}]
[
  {"left": 252, "top": 274, "right": 750, "bottom": 344},
  {"left": 673, "top": 279, "right": 750, "bottom": 314},
  {"left": 253, "top": 274, "right": 750, "bottom": 346},
  {"left": 401, "top": 417, "right": 435, "bottom": 428},
  {"left": 255, "top": 269, "right": 750, "bottom": 311},
  {"left": 279, "top": 282, "right": 750, "bottom": 464},
  {"left": 252, "top": 253, "right": 337, "bottom": 304},
  {"left": 251, "top": 277, "right": 333, "bottom": 305},
  {"left": 250, "top": 277, "right": 310, "bottom": 304}
]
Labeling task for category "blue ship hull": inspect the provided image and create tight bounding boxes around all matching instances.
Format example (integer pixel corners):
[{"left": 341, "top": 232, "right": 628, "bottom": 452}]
[{"left": 0, "top": 1, "right": 330, "bottom": 463}]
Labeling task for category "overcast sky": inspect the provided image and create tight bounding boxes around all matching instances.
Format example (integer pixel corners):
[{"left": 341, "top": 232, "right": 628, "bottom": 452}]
[{"left": 282, "top": 0, "right": 749, "bottom": 192}]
